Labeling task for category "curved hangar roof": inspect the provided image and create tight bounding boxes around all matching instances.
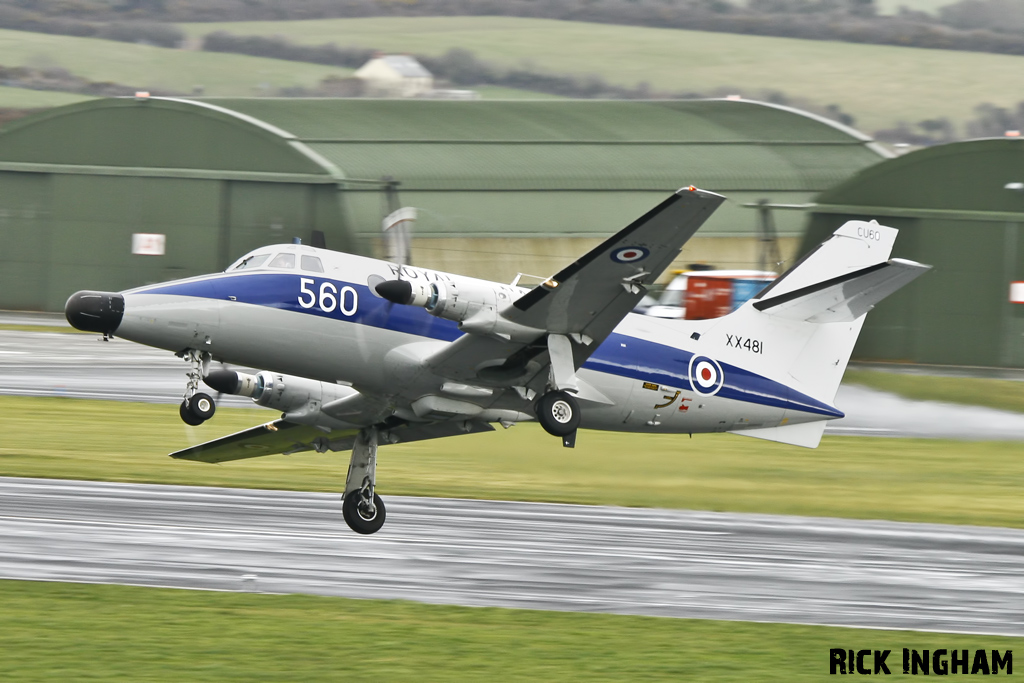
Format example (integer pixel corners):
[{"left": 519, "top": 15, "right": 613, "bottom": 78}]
[{"left": 0, "top": 96, "right": 886, "bottom": 239}]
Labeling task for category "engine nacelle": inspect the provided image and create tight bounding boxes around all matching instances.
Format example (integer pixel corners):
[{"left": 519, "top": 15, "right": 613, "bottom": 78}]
[
  {"left": 374, "top": 276, "right": 544, "bottom": 342},
  {"left": 424, "top": 279, "right": 496, "bottom": 323},
  {"left": 250, "top": 371, "right": 355, "bottom": 412},
  {"left": 204, "top": 368, "right": 354, "bottom": 415}
]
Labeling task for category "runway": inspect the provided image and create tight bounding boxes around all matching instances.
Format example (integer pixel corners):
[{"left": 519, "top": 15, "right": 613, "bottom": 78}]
[
  {"left": 5, "top": 328, "right": 1024, "bottom": 439},
  {"left": 0, "top": 329, "right": 254, "bottom": 407},
  {"left": 1, "top": 477, "right": 1023, "bottom": 636}
]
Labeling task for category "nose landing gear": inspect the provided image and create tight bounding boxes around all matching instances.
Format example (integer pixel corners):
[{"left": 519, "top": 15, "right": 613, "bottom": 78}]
[
  {"left": 178, "top": 349, "right": 217, "bottom": 426},
  {"left": 342, "top": 428, "right": 387, "bottom": 534}
]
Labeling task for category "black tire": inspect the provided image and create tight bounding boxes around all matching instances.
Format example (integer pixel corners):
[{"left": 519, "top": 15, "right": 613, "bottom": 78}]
[
  {"left": 179, "top": 400, "right": 204, "bottom": 426},
  {"left": 535, "top": 390, "right": 581, "bottom": 437},
  {"left": 188, "top": 392, "right": 216, "bottom": 421},
  {"left": 342, "top": 490, "right": 387, "bottom": 535}
]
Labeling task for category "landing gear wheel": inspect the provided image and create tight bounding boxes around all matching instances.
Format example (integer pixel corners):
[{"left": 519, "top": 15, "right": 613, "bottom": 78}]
[
  {"left": 188, "top": 392, "right": 216, "bottom": 421},
  {"left": 342, "top": 490, "right": 386, "bottom": 535},
  {"left": 535, "top": 390, "right": 581, "bottom": 437},
  {"left": 179, "top": 400, "right": 204, "bottom": 426}
]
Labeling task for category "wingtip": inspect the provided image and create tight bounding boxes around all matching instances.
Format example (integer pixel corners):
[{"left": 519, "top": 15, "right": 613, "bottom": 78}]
[{"left": 675, "top": 185, "right": 727, "bottom": 201}]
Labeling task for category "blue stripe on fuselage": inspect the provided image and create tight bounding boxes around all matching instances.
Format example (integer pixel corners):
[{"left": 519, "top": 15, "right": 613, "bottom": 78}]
[
  {"left": 137, "top": 272, "right": 463, "bottom": 342},
  {"left": 133, "top": 272, "right": 842, "bottom": 418}
]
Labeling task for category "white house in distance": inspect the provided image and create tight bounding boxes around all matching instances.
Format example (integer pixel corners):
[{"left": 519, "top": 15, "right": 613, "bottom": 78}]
[{"left": 354, "top": 55, "right": 434, "bottom": 97}]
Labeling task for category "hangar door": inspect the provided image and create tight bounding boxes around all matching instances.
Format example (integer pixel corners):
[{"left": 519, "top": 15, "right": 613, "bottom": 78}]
[
  {"left": 0, "top": 172, "right": 52, "bottom": 310},
  {"left": 47, "top": 175, "right": 221, "bottom": 311}
]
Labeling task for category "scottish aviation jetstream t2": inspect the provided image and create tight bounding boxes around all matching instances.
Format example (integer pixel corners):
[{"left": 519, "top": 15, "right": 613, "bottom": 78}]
[{"left": 65, "top": 187, "right": 929, "bottom": 534}]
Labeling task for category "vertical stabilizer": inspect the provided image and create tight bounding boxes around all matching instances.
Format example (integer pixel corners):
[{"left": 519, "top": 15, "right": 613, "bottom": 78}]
[{"left": 717, "top": 220, "right": 929, "bottom": 447}]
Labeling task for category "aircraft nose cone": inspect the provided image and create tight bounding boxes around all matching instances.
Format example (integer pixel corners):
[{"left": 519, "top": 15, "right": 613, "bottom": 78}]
[{"left": 65, "top": 291, "right": 124, "bottom": 334}]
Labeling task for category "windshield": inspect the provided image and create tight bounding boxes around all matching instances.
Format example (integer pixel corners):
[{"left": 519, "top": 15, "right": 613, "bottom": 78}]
[
  {"left": 230, "top": 254, "right": 270, "bottom": 271},
  {"left": 268, "top": 253, "right": 296, "bottom": 269}
]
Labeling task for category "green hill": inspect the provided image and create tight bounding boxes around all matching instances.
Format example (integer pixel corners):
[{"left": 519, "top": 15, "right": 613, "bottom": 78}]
[
  {"left": 181, "top": 15, "right": 1024, "bottom": 134},
  {"left": 0, "top": 28, "right": 556, "bottom": 109},
  {"left": 0, "top": 28, "right": 351, "bottom": 107}
]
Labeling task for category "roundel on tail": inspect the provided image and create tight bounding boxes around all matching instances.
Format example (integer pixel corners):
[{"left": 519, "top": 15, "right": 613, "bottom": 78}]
[{"left": 688, "top": 355, "right": 724, "bottom": 396}]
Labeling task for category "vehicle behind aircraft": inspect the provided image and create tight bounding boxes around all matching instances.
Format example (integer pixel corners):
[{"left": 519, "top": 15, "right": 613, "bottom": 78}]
[
  {"left": 65, "top": 188, "right": 929, "bottom": 534},
  {"left": 645, "top": 269, "right": 776, "bottom": 320}
]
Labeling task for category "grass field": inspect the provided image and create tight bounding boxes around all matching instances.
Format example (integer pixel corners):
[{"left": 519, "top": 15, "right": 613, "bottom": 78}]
[
  {"left": 0, "top": 29, "right": 557, "bottom": 109},
  {"left": 180, "top": 16, "right": 1024, "bottom": 133},
  {"left": 0, "top": 85, "right": 94, "bottom": 109},
  {"left": 1, "top": 580, "right": 1017, "bottom": 681},
  {"left": 3, "top": 395, "right": 1024, "bottom": 528},
  {"left": 846, "top": 369, "right": 1024, "bottom": 414},
  {"left": 0, "top": 28, "right": 349, "bottom": 106}
]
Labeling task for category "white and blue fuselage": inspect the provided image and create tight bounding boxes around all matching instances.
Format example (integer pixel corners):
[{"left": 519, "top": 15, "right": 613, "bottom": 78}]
[{"left": 113, "top": 242, "right": 841, "bottom": 436}]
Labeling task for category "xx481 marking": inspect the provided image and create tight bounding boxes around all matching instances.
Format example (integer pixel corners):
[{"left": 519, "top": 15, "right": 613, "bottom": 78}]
[{"left": 726, "top": 334, "right": 763, "bottom": 354}]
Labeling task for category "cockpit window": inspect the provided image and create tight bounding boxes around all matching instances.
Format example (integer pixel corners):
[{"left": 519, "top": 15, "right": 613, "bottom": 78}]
[
  {"left": 301, "top": 255, "right": 324, "bottom": 273},
  {"left": 268, "top": 253, "right": 296, "bottom": 269},
  {"left": 232, "top": 254, "right": 270, "bottom": 271}
]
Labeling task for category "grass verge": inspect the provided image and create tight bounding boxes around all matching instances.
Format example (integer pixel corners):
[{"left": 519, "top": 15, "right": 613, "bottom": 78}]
[
  {"left": 0, "top": 324, "right": 85, "bottom": 333},
  {"left": 3, "top": 395, "right": 1024, "bottom": 528},
  {"left": 180, "top": 16, "right": 1024, "bottom": 132},
  {"left": 845, "top": 370, "right": 1024, "bottom": 414},
  {"left": 0, "top": 580, "right": 1018, "bottom": 681}
]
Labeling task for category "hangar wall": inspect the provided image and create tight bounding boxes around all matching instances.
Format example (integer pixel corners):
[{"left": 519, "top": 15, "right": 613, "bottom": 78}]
[
  {"left": 0, "top": 97, "right": 888, "bottom": 312},
  {"left": 801, "top": 139, "right": 1024, "bottom": 367}
]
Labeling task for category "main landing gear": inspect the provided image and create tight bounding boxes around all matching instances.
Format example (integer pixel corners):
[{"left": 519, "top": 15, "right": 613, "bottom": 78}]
[
  {"left": 535, "top": 390, "right": 581, "bottom": 448},
  {"left": 178, "top": 349, "right": 216, "bottom": 426},
  {"left": 535, "top": 334, "right": 582, "bottom": 448},
  {"left": 343, "top": 428, "right": 387, "bottom": 534}
]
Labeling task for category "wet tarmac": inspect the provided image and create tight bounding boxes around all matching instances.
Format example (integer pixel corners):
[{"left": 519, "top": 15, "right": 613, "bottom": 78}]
[{"left": 2, "top": 477, "right": 1022, "bottom": 636}]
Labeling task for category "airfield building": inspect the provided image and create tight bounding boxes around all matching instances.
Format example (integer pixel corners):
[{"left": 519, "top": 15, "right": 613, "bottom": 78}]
[
  {"left": 802, "top": 138, "right": 1024, "bottom": 368},
  {"left": 0, "top": 96, "right": 887, "bottom": 312}
]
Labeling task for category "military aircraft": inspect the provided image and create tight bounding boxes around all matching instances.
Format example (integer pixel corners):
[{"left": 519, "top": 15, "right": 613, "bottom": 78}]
[{"left": 65, "top": 187, "right": 929, "bottom": 535}]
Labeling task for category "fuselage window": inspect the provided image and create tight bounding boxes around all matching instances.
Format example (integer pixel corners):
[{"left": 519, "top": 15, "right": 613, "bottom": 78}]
[
  {"left": 232, "top": 254, "right": 270, "bottom": 271},
  {"left": 268, "top": 253, "right": 296, "bottom": 269},
  {"left": 301, "top": 255, "right": 324, "bottom": 273}
]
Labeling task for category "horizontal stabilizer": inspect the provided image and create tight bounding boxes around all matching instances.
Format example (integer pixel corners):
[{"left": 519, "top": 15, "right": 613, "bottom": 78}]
[
  {"left": 729, "top": 420, "right": 828, "bottom": 448},
  {"left": 753, "top": 258, "right": 930, "bottom": 323}
]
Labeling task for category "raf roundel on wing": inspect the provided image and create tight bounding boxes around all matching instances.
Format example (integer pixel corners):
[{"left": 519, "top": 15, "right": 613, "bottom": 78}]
[
  {"left": 611, "top": 246, "right": 650, "bottom": 264},
  {"left": 689, "top": 355, "right": 724, "bottom": 396}
]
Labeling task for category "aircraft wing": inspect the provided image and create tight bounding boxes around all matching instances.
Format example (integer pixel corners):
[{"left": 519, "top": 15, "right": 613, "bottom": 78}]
[
  {"left": 171, "top": 419, "right": 494, "bottom": 464},
  {"left": 504, "top": 187, "right": 724, "bottom": 336},
  {"left": 428, "top": 187, "right": 724, "bottom": 386}
]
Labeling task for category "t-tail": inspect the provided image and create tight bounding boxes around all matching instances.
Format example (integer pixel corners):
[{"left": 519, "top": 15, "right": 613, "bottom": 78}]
[{"left": 706, "top": 220, "right": 930, "bottom": 448}]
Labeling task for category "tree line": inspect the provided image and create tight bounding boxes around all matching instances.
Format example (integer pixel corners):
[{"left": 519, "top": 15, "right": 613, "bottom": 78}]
[
  {"left": 4, "top": 0, "right": 1024, "bottom": 57},
  {"left": 201, "top": 33, "right": 1024, "bottom": 144},
  {"left": 203, "top": 33, "right": 858, "bottom": 126}
]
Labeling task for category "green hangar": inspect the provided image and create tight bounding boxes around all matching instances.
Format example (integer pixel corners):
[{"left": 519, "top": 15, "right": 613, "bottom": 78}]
[
  {"left": 803, "top": 139, "right": 1024, "bottom": 368},
  {"left": 0, "top": 96, "right": 887, "bottom": 312}
]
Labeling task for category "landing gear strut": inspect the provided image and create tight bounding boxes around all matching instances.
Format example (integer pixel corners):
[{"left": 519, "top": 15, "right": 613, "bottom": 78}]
[
  {"left": 178, "top": 349, "right": 216, "bottom": 426},
  {"left": 342, "top": 428, "right": 387, "bottom": 534}
]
